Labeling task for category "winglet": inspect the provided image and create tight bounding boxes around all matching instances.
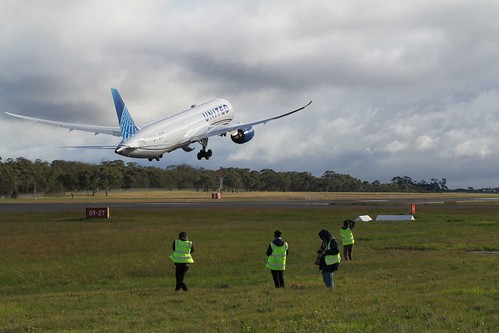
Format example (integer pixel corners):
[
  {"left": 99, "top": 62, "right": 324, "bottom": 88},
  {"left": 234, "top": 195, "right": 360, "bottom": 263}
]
[
  {"left": 111, "top": 88, "right": 139, "bottom": 139},
  {"left": 271, "top": 100, "right": 312, "bottom": 121}
]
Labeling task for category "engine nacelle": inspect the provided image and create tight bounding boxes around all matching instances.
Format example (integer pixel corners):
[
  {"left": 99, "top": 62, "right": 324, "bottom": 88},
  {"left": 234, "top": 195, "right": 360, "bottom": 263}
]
[{"left": 230, "top": 126, "right": 255, "bottom": 144}]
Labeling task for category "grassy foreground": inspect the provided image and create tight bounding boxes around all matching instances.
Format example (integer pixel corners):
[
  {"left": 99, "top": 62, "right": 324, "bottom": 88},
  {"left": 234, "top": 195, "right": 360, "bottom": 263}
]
[{"left": 0, "top": 203, "right": 498, "bottom": 332}]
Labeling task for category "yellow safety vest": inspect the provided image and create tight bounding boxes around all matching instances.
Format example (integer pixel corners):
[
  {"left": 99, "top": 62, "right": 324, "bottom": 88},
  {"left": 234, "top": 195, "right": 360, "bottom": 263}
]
[
  {"left": 266, "top": 242, "right": 288, "bottom": 270},
  {"left": 324, "top": 240, "right": 341, "bottom": 265},
  {"left": 169, "top": 239, "right": 194, "bottom": 263},
  {"left": 340, "top": 228, "right": 355, "bottom": 245}
]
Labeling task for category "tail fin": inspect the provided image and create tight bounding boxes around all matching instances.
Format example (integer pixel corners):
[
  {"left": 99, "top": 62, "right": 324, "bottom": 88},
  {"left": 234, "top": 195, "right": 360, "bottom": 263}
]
[{"left": 111, "top": 88, "right": 139, "bottom": 139}]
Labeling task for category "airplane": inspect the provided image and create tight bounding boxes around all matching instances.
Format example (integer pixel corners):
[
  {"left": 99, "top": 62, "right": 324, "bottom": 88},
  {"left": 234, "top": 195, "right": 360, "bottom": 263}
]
[{"left": 6, "top": 88, "right": 312, "bottom": 161}]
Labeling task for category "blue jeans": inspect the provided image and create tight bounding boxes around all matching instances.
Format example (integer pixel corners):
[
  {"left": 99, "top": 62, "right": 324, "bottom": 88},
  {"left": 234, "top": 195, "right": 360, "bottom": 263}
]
[{"left": 322, "top": 271, "right": 334, "bottom": 288}]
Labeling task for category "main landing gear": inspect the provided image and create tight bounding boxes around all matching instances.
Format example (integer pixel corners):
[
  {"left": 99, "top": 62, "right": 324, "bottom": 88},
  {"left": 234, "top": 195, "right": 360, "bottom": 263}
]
[
  {"left": 148, "top": 154, "right": 163, "bottom": 161},
  {"left": 197, "top": 149, "right": 212, "bottom": 160},
  {"left": 197, "top": 138, "right": 212, "bottom": 160}
]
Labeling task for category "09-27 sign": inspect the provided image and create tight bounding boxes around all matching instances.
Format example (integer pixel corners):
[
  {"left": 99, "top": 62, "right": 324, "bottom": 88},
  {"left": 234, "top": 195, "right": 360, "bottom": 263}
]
[{"left": 86, "top": 207, "right": 110, "bottom": 219}]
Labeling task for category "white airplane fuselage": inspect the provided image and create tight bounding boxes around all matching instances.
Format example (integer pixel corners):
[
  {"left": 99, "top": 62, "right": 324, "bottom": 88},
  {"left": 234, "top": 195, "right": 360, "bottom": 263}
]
[
  {"left": 6, "top": 88, "right": 311, "bottom": 161},
  {"left": 115, "top": 98, "right": 233, "bottom": 158}
]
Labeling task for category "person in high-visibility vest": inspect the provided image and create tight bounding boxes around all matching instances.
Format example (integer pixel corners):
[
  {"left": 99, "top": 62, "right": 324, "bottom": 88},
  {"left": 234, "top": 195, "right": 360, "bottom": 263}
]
[
  {"left": 340, "top": 219, "right": 356, "bottom": 260},
  {"left": 266, "top": 230, "right": 289, "bottom": 288},
  {"left": 317, "top": 229, "right": 340, "bottom": 288},
  {"left": 169, "top": 231, "right": 194, "bottom": 292}
]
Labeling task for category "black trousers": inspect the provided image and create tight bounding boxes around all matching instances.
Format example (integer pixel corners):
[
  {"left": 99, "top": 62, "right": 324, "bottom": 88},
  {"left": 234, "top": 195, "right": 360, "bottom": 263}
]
[
  {"left": 271, "top": 269, "right": 285, "bottom": 288},
  {"left": 343, "top": 244, "right": 354, "bottom": 260},
  {"left": 175, "top": 263, "right": 189, "bottom": 291}
]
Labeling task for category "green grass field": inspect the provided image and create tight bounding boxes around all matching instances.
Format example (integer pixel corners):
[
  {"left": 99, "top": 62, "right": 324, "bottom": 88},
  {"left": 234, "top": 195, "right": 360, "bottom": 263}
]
[
  {"left": 1, "top": 197, "right": 498, "bottom": 332},
  {"left": 8, "top": 189, "right": 496, "bottom": 203}
]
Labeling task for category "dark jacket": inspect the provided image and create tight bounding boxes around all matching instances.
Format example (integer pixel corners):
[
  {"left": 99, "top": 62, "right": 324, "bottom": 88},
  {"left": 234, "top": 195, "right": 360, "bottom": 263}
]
[
  {"left": 266, "top": 237, "right": 288, "bottom": 256},
  {"left": 317, "top": 229, "right": 339, "bottom": 272}
]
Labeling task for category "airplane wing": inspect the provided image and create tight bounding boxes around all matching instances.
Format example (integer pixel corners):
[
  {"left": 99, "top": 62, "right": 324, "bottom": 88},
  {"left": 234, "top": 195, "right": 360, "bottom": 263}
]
[
  {"left": 191, "top": 101, "right": 312, "bottom": 140},
  {"left": 5, "top": 112, "right": 122, "bottom": 137},
  {"left": 61, "top": 145, "right": 118, "bottom": 149}
]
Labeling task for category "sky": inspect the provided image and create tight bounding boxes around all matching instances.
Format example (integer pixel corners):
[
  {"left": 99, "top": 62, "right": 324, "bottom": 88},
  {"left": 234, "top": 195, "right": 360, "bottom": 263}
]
[{"left": 1, "top": 0, "right": 499, "bottom": 189}]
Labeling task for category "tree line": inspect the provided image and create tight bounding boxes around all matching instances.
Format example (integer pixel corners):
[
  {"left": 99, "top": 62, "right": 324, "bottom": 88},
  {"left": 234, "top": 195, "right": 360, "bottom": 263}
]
[{"left": 0, "top": 157, "right": 458, "bottom": 198}]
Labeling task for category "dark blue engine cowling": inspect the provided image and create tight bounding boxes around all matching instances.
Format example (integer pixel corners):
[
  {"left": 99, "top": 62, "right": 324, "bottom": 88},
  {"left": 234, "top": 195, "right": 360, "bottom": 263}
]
[{"left": 230, "top": 126, "right": 255, "bottom": 144}]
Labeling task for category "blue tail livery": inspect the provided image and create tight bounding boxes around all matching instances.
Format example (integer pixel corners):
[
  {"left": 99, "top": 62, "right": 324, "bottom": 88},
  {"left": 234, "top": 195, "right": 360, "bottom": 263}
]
[{"left": 111, "top": 88, "right": 139, "bottom": 139}]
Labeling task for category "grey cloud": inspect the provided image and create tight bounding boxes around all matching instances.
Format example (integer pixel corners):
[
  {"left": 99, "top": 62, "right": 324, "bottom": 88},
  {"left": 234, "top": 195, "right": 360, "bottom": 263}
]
[{"left": 2, "top": 0, "right": 499, "bottom": 188}]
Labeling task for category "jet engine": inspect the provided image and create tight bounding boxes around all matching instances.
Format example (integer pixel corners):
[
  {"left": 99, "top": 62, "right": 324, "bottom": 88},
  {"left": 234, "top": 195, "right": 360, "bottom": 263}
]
[{"left": 230, "top": 126, "right": 255, "bottom": 144}]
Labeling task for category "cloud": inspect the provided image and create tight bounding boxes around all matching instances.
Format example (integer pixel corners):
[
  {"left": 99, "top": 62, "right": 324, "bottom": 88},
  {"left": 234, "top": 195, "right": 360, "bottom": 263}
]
[{"left": 1, "top": 0, "right": 499, "bottom": 189}]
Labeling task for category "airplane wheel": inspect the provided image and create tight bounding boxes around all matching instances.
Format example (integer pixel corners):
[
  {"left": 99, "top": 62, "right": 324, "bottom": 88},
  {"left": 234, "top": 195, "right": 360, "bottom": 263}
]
[{"left": 197, "top": 149, "right": 211, "bottom": 160}]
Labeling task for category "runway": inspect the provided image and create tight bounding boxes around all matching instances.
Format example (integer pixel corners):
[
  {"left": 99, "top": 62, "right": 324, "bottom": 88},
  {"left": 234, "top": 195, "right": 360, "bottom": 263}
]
[
  {"left": 1, "top": 200, "right": 343, "bottom": 213},
  {"left": 1, "top": 196, "right": 498, "bottom": 213}
]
